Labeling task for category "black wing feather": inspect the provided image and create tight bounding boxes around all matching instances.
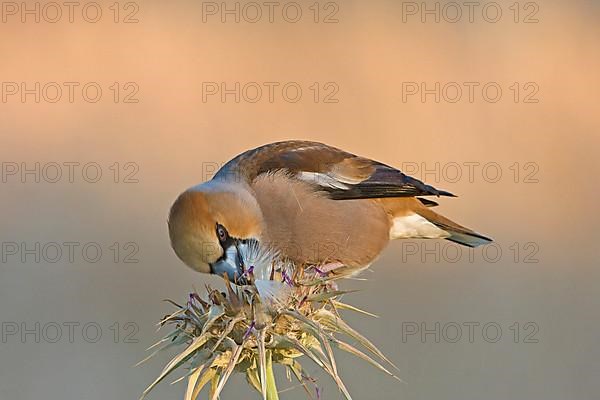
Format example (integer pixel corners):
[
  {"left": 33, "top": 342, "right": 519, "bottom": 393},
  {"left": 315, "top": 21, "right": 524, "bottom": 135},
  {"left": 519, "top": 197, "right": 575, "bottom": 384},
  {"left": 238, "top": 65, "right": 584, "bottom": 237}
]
[{"left": 323, "top": 163, "right": 455, "bottom": 200}]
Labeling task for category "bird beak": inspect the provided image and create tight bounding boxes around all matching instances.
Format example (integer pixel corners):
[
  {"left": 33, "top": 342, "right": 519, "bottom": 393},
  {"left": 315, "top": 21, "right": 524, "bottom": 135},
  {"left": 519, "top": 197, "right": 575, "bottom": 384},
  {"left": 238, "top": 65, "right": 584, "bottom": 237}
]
[{"left": 210, "top": 239, "right": 256, "bottom": 284}]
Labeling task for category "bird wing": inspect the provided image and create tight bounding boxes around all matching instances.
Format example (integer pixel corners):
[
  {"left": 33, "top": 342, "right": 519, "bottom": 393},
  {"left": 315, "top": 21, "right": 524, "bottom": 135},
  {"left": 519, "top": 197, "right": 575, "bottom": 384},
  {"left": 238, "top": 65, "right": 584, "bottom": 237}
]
[{"left": 214, "top": 140, "right": 455, "bottom": 200}]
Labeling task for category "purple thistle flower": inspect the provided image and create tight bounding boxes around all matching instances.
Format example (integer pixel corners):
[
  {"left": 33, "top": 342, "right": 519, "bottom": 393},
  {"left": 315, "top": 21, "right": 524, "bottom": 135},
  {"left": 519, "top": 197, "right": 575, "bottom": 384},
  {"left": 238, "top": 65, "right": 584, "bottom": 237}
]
[
  {"left": 242, "top": 265, "right": 255, "bottom": 277},
  {"left": 243, "top": 320, "right": 256, "bottom": 341},
  {"left": 281, "top": 270, "right": 293, "bottom": 286}
]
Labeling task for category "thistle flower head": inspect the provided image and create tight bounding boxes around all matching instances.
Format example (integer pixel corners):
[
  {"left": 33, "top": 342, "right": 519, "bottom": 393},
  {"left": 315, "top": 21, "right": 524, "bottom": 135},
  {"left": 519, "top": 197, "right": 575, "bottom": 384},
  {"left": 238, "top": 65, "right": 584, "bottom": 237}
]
[{"left": 140, "top": 249, "right": 399, "bottom": 400}]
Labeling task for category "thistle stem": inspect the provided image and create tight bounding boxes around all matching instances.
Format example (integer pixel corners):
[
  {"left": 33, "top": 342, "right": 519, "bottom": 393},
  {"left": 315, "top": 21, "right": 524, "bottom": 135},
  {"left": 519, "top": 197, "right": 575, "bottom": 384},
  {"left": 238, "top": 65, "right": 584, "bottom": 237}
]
[{"left": 265, "top": 350, "right": 279, "bottom": 400}]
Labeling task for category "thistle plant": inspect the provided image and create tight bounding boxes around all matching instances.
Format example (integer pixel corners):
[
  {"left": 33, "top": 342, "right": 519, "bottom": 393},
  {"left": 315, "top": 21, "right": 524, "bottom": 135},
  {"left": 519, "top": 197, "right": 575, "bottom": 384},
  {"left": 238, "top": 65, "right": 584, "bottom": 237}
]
[{"left": 140, "top": 251, "right": 400, "bottom": 400}]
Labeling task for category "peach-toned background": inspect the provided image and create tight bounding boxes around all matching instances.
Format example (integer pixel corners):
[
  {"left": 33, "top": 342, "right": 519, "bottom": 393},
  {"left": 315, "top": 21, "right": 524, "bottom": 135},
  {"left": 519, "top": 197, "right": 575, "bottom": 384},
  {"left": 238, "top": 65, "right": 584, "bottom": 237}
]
[{"left": 1, "top": 1, "right": 598, "bottom": 399}]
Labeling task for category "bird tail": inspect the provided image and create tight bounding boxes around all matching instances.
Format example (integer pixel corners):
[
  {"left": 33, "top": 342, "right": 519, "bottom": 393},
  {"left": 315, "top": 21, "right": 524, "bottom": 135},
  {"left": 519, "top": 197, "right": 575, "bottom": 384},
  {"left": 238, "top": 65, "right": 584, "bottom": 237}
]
[{"left": 415, "top": 208, "right": 492, "bottom": 248}]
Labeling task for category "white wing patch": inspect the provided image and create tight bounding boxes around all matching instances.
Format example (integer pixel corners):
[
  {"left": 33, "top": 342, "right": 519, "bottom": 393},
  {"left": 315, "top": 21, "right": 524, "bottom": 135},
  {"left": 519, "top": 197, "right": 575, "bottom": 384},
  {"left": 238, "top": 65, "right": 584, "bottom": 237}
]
[
  {"left": 297, "top": 172, "right": 349, "bottom": 190},
  {"left": 389, "top": 213, "right": 450, "bottom": 239}
]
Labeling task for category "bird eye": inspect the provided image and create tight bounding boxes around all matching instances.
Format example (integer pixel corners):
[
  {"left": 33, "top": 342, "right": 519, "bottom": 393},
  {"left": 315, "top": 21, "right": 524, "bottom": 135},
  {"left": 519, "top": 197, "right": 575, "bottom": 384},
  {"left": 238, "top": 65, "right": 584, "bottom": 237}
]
[{"left": 216, "top": 223, "right": 228, "bottom": 243}]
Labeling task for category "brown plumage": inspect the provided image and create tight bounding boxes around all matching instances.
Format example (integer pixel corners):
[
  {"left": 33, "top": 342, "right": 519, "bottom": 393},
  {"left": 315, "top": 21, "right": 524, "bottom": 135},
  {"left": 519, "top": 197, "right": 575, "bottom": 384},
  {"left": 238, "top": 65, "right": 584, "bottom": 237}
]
[{"left": 168, "top": 140, "right": 491, "bottom": 281}]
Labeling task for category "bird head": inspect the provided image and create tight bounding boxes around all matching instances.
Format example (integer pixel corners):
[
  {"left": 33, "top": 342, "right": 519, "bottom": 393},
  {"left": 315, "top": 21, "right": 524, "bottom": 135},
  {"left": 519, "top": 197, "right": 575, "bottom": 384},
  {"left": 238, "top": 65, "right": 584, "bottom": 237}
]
[{"left": 168, "top": 181, "right": 264, "bottom": 283}]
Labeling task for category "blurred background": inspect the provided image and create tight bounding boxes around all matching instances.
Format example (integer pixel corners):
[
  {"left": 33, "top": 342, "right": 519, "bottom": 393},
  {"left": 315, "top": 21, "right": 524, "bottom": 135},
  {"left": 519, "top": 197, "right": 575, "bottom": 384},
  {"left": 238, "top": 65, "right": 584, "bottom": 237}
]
[{"left": 1, "top": 0, "right": 599, "bottom": 399}]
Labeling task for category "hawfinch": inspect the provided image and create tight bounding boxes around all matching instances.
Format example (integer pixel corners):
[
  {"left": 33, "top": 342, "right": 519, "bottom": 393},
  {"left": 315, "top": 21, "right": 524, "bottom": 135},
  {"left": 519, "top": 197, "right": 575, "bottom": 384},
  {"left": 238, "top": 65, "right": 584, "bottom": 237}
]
[{"left": 168, "top": 141, "right": 491, "bottom": 282}]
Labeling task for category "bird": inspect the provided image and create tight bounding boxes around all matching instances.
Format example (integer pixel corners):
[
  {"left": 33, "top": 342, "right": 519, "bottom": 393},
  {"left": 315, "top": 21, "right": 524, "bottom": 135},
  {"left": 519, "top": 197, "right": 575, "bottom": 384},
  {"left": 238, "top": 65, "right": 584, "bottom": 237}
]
[{"left": 168, "top": 140, "right": 492, "bottom": 283}]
